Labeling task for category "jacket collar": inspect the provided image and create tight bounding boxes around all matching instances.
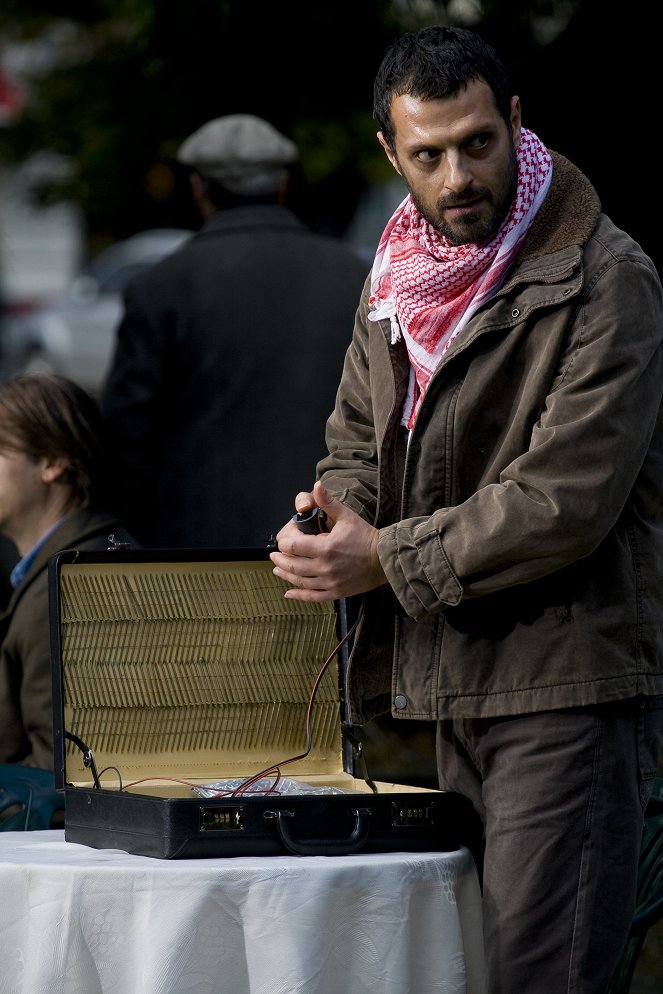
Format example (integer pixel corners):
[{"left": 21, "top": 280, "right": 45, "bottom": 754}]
[
  {"left": 518, "top": 150, "right": 601, "bottom": 261},
  {"left": 196, "top": 203, "right": 307, "bottom": 237},
  {"left": 2, "top": 508, "right": 125, "bottom": 613}
]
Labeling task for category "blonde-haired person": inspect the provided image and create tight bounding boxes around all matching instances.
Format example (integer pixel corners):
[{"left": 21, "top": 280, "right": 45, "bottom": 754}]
[{"left": 0, "top": 373, "right": 137, "bottom": 769}]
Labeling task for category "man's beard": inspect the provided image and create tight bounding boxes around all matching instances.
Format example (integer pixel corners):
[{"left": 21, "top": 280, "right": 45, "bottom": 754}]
[{"left": 411, "top": 145, "right": 519, "bottom": 247}]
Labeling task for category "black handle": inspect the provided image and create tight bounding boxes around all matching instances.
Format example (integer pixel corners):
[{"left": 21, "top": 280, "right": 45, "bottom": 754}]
[
  {"left": 292, "top": 508, "right": 329, "bottom": 534},
  {"left": 264, "top": 807, "right": 371, "bottom": 855}
]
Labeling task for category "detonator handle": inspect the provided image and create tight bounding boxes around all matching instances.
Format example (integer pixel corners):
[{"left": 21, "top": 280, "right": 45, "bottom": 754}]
[{"left": 292, "top": 507, "right": 329, "bottom": 534}]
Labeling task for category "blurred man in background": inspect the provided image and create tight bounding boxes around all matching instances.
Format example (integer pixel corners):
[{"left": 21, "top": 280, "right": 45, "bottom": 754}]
[{"left": 101, "top": 113, "right": 368, "bottom": 549}]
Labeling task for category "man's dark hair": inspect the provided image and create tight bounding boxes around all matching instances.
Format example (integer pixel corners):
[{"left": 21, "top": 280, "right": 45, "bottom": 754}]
[
  {"left": 373, "top": 25, "right": 511, "bottom": 149},
  {"left": 199, "top": 173, "right": 282, "bottom": 211},
  {"left": 0, "top": 373, "right": 109, "bottom": 510}
]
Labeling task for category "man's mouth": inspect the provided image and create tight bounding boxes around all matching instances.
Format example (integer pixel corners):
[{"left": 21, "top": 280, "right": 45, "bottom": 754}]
[{"left": 444, "top": 196, "right": 483, "bottom": 218}]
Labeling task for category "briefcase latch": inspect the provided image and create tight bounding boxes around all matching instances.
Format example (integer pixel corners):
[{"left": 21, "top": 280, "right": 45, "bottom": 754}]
[
  {"left": 391, "top": 800, "right": 437, "bottom": 828},
  {"left": 200, "top": 806, "right": 246, "bottom": 831}
]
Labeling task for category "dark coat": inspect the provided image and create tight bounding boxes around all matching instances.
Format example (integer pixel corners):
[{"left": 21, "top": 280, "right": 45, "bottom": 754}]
[
  {"left": 0, "top": 510, "right": 137, "bottom": 768},
  {"left": 101, "top": 204, "right": 369, "bottom": 549},
  {"left": 318, "top": 152, "right": 663, "bottom": 722}
]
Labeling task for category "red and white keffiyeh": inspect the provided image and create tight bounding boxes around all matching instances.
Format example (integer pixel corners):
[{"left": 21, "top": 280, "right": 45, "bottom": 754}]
[{"left": 368, "top": 128, "right": 553, "bottom": 428}]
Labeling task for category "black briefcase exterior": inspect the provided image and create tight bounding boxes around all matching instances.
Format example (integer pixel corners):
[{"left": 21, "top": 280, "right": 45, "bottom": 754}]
[{"left": 49, "top": 548, "right": 477, "bottom": 860}]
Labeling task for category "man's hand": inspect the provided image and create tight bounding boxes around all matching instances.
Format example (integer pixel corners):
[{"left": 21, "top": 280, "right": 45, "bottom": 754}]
[{"left": 270, "top": 481, "right": 387, "bottom": 601}]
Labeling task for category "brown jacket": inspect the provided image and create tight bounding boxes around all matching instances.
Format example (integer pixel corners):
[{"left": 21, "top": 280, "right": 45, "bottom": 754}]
[
  {"left": 318, "top": 152, "right": 663, "bottom": 723},
  {"left": 0, "top": 510, "right": 136, "bottom": 768}
]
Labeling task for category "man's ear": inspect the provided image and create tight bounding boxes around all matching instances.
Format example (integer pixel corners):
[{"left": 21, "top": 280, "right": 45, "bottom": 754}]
[
  {"left": 510, "top": 96, "right": 522, "bottom": 149},
  {"left": 189, "top": 170, "right": 216, "bottom": 220},
  {"left": 377, "top": 131, "right": 401, "bottom": 176},
  {"left": 41, "top": 457, "right": 68, "bottom": 484}
]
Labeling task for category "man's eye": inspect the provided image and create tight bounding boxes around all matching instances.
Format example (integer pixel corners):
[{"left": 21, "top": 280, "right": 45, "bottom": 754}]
[
  {"left": 415, "top": 149, "right": 438, "bottom": 163},
  {"left": 468, "top": 134, "right": 490, "bottom": 151}
]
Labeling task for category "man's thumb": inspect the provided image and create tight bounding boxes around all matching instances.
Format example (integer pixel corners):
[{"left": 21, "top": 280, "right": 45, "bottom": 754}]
[{"left": 313, "top": 481, "right": 340, "bottom": 528}]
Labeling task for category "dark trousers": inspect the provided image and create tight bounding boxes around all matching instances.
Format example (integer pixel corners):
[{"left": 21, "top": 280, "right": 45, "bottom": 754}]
[{"left": 436, "top": 696, "right": 663, "bottom": 994}]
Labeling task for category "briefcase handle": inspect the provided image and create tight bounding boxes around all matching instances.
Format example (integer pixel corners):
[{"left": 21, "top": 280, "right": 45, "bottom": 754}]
[{"left": 264, "top": 807, "right": 372, "bottom": 856}]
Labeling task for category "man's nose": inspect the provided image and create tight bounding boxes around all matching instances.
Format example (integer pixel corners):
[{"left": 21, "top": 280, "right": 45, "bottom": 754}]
[{"left": 444, "top": 152, "right": 473, "bottom": 193}]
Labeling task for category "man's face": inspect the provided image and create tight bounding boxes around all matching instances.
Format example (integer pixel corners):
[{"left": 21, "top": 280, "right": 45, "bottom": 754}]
[
  {"left": 378, "top": 79, "right": 521, "bottom": 246},
  {"left": 0, "top": 448, "right": 45, "bottom": 539}
]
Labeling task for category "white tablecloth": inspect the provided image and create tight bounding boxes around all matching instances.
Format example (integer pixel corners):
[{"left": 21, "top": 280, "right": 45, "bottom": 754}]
[{"left": 0, "top": 831, "right": 486, "bottom": 994}]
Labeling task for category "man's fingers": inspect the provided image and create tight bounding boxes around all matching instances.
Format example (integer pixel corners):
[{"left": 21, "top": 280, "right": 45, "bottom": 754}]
[{"left": 294, "top": 490, "right": 316, "bottom": 515}]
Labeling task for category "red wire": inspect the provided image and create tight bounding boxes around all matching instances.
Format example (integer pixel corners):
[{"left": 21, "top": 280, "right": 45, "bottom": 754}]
[
  {"left": 119, "top": 617, "right": 359, "bottom": 797},
  {"left": 230, "top": 618, "right": 358, "bottom": 797}
]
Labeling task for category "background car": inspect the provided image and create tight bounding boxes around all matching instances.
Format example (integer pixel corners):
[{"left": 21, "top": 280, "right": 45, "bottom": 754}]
[{"left": 0, "top": 227, "right": 193, "bottom": 397}]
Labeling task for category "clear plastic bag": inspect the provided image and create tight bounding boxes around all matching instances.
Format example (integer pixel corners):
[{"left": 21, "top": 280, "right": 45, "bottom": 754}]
[{"left": 193, "top": 776, "right": 353, "bottom": 798}]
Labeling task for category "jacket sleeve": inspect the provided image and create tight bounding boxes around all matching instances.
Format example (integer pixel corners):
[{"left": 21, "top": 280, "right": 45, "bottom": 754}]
[
  {"left": 322, "top": 248, "right": 663, "bottom": 620},
  {"left": 380, "top": 250, "right": 663, "bottom": 618},
  {"left": 0, "top": 579, "right": 54, "bottom": 769},
  {"left": 317, "top": 280, "right": 399, "bottom": 522}
]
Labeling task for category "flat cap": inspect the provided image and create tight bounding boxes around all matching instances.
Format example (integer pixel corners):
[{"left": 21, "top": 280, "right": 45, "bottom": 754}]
[{"left": 177, "top": 114, "right": 298, "bottom": 196}]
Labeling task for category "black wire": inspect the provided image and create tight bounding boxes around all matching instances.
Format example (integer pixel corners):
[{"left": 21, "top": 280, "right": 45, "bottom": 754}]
[{"left": 64, "top": 730, "right": 102, "bottom": 789}]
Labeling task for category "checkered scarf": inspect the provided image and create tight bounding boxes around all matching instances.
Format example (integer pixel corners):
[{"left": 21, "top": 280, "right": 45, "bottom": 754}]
[{"left": 368, "top": 128, "right": 553, "bottom": 428}]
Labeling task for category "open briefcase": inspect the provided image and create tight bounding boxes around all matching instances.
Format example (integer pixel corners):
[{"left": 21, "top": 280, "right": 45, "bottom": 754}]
[{"left": 49, "top": 548, "right": 477, "bottom": 859}]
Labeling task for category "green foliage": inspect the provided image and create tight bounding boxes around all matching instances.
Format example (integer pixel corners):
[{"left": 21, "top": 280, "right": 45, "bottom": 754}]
[
  {"left": 8, "top": 0, "right": 657, "bottom": 279},
  {"left": 0, "top": 0, "right": 409, "bottom": 242}
]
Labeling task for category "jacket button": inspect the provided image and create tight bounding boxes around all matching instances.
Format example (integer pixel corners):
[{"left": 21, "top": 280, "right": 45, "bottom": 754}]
[
  {"left": 511, "top": 308, "right": 520, "bottom": 318},
  {"left": 394, "top": 695, "right": 408, "bottom": 710}
]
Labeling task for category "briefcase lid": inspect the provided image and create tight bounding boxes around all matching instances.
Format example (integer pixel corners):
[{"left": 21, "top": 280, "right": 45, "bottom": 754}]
[{"left": 49, "top": 548, "right": 346, "bottom": 793}]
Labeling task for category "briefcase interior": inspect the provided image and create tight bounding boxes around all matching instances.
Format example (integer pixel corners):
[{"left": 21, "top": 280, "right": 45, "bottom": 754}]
[{"left": 49, "top": 548, "right": 477, "bottom": 859}]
